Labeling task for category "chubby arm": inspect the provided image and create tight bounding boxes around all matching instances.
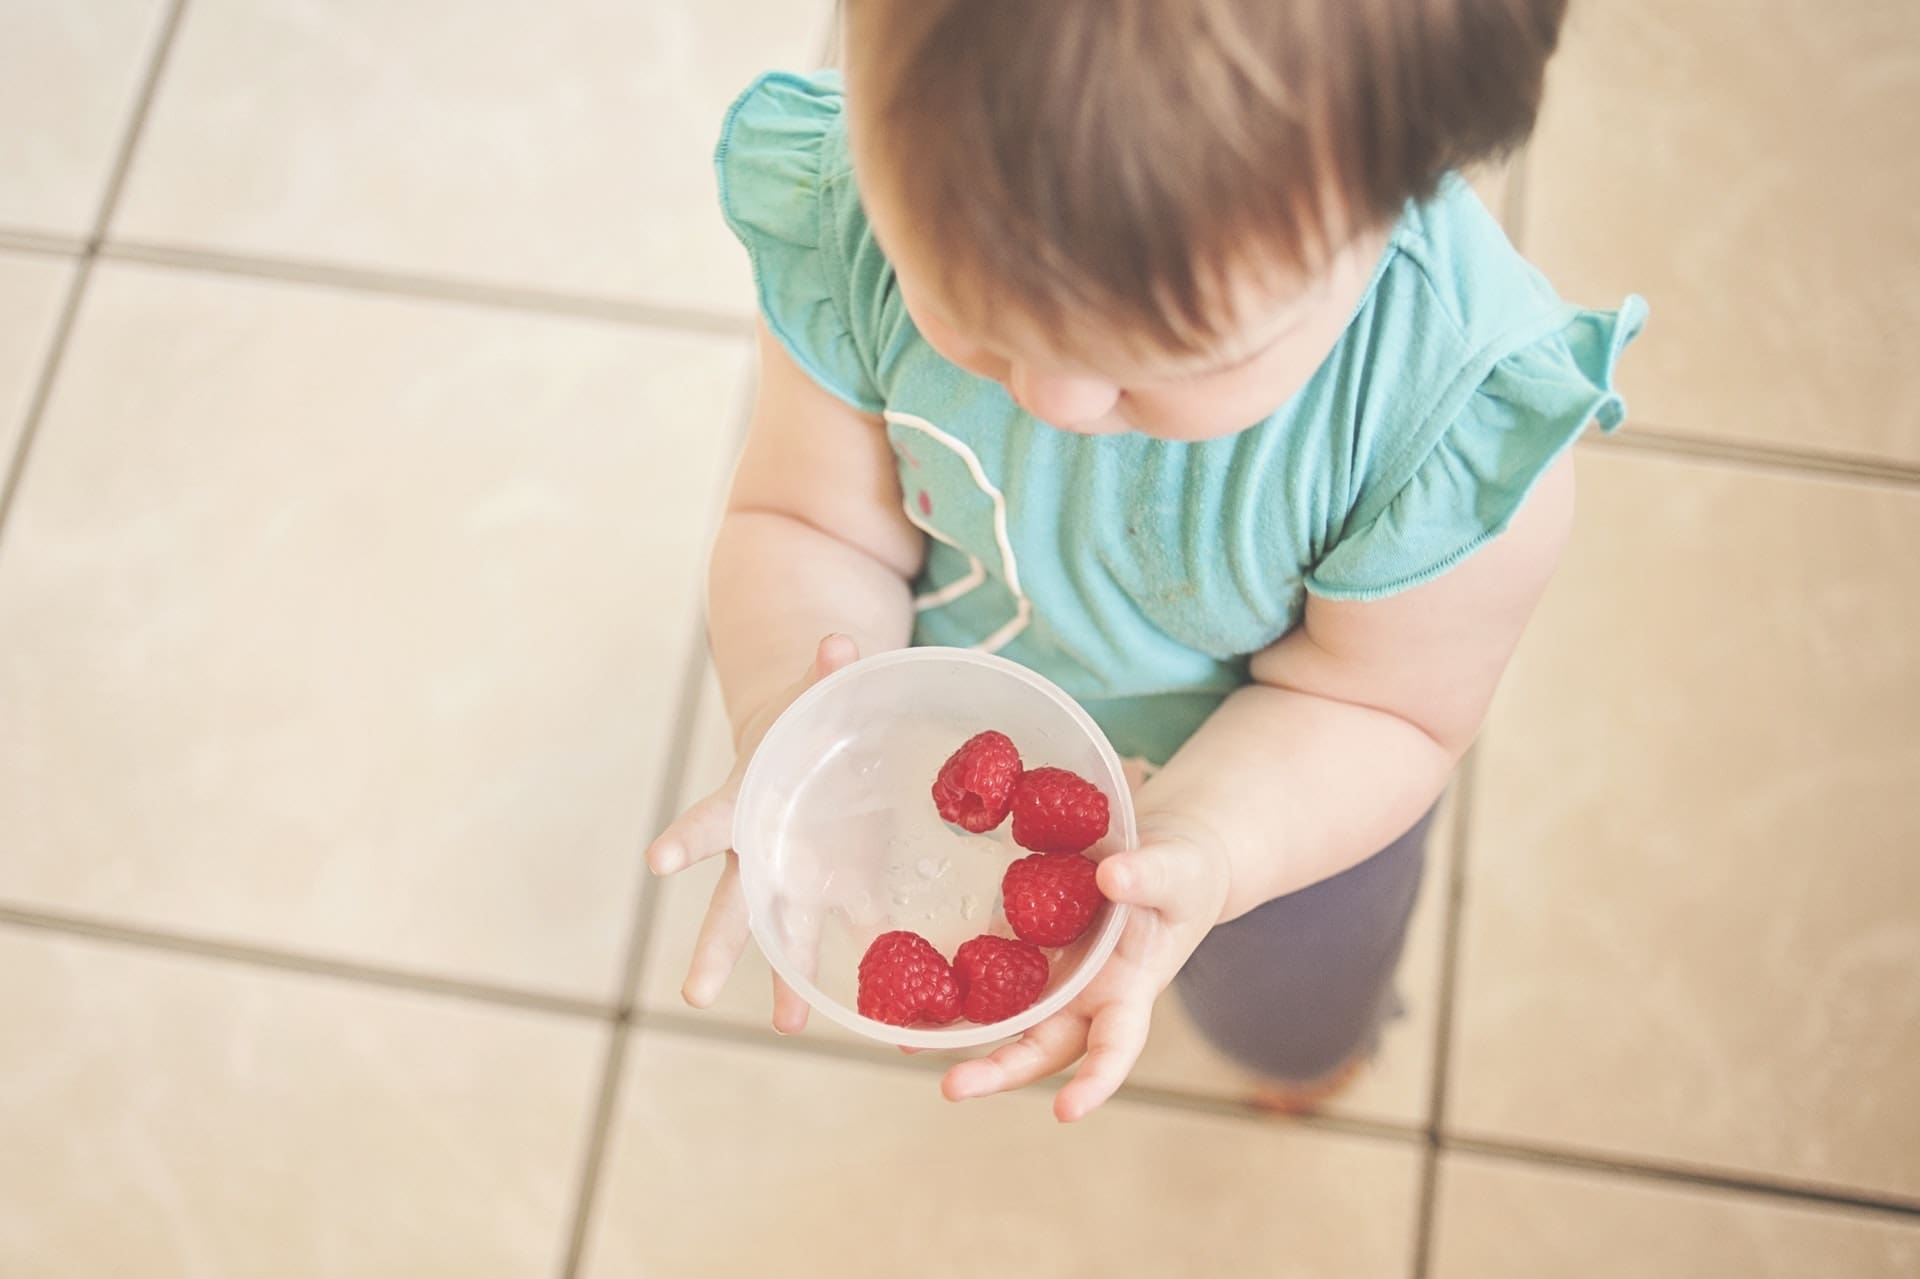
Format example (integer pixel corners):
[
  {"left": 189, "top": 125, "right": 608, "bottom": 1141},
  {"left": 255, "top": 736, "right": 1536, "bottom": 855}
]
[
  {"left": 708, "top": 321, "right": 924, "bottom": 737},
  {"left": 1136, "top": 454, "right": 1577, "bottom": 920}
]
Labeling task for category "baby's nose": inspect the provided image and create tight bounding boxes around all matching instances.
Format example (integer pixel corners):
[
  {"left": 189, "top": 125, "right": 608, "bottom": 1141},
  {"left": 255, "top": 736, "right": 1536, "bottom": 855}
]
[{"left": 1007, "top": 366, "right": 1122, "bottom": 432}]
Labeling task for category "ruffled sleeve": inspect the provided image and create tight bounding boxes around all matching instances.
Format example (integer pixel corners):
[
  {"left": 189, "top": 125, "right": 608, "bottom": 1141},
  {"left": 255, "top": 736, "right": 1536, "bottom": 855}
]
[
  {"left": 1307, "top": 296, "right": 1648, "bottom": 600},
  {"left": 715, "top": 72, "right": 884, "bottom": 413}
]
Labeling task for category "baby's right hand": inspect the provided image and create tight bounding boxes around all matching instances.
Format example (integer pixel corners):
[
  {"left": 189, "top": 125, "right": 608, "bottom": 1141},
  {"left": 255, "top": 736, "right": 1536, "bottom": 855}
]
[{"left": 643, "top": 634, "right": 861, "bottom": 1034}]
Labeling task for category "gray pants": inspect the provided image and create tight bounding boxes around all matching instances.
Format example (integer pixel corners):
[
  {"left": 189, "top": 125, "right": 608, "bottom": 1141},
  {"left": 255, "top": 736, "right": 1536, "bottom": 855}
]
[{"left": 1173, "top": 806, "right": 1436, "bottom": 1083}]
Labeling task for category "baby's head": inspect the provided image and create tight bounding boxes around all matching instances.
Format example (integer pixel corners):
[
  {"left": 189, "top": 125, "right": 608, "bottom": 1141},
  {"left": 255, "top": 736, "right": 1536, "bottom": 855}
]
[{"left": 844, "top": 0, "right": 1567, "bottom": 439}]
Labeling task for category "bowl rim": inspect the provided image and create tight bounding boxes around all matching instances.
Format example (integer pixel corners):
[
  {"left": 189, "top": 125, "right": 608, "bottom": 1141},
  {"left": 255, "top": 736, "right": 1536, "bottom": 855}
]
[{"left": 731, "top": 645, "right": 1135, "bottom": 1049}]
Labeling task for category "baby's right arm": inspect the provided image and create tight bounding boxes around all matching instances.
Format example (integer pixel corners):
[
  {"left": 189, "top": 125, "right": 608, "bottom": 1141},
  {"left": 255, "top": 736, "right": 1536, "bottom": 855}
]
[
  {"left": 707, "top": 322, "right": 923, "bottom": 741},
  {"left": 644, "top": 320, "right": 922, "bottom": 1029}
]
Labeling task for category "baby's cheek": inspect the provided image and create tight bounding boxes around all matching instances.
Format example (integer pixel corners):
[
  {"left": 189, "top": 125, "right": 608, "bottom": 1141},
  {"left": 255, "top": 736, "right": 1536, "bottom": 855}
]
[
  {"left": 913, "top": 315, "right": 1008, "bottom": 383},
  {"left": 946, "top": 346, "right": 1010, "bottom": 384}
]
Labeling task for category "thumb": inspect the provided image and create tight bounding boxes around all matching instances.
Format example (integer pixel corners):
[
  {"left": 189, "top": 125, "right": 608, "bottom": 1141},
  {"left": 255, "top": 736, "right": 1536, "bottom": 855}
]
[
  {"left": 1095, "top": 838, "right": 1223, "bottom": 918},
  {"left": 807, "top": 633, "right": 860, "bottom": 682}
]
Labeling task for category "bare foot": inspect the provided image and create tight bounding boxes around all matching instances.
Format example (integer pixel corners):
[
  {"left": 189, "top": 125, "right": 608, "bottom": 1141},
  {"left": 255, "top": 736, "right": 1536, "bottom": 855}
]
[{"left": 1248, "top": 1055, "right": 1367, "bottom": 1117}]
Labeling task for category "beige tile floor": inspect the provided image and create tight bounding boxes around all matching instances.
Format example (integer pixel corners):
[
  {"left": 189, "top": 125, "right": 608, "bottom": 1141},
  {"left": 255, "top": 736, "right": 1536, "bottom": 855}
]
[{"left": 1, "top": 1, "right": 1916, "bottom": 1275}]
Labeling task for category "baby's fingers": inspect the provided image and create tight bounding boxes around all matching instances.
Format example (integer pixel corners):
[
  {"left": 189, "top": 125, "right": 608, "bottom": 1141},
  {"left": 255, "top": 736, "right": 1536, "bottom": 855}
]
[
  {"left": 771, "top": 972, "right": 810, "bottom": 1035},
  {"left": 681, "top": 853, "right": 751, "bottom": 1008},
  {"left": 1053, "top": 1001, "right": 1151, "bottom": 1123},
  {"left": 768, "top": 892, "right": 821, "bottom": 1035},
  {"left": 941, "top": 1013, "right": 1087, "bottom": 1103},
  {"left": 648, "top": 634, "right": 859, "bottom": 878},
  {"left": 645, "top": 785, "right": 735, "bottom": 876}
]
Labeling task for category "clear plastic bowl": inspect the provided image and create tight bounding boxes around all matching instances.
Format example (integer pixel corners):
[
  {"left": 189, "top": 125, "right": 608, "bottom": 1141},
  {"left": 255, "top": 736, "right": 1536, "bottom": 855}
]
[{"left": 732, "top": 647, "right": 1134, "bottom": 1049}]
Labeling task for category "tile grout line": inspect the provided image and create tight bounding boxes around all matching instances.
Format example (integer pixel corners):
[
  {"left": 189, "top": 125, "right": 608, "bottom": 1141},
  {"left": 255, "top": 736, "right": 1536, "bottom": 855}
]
[
  {"left": 628, "top": 1006, "right": 1920, "bottom": 1225},
  {"left": 0, "top": 903, "right": 612, "bottom": 1021},
  {"left": 0, "top": 229, "right": 87, "bottom": 258},
  {"left": 633, "top": 1009, "right": 1433, "bottom": 1149},
  {"left": 1584, "top": 425, "right": 1920, "bottom": 490},
  {"left": 1409, "top": 749, "right": 1482, "bottom": 1279},
  {"left": 87, "top": 249, "right": 1920, "bottom": 491},
  {"left": 0, "top": 0, "right": 189, "bottom": 546},
  {"left": 10, "top": 898, "right": 1918, "bottom": 1226},
  {"left": 1503, "top": 139, "right": 1920, "bottom": 495},
  {"left": 612, "top": 603, "right": 721, "bottom": 1017},
  {"left": 606, "top": 363, "right": 756, "bottom": 1021},
  {"left": 553, "top": 607, "right": 718, "bottom": 1279},
  {"left": 0, "top": 257, "right": 94, "bottom": 543},
  {"left": 551, "top": 1021, "right": 631, "bottom": 1279},
  {"left": 1446, "top": 1134, "right": 1920, "bottom": 1223},
  {"left": 553, "top": 369, "right": 755, "bottom": 1279},
  {"left": 87, "top": 0, "right": 191, "bottom": 252},
  {"left": 99, "top": 239, "right": 755, "bottom": 338}
]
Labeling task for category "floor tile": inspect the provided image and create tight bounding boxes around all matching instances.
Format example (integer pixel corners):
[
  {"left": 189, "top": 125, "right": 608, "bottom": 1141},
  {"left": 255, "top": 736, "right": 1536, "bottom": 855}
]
[
  {"left": 1452, "top": 448, "right": 1920, "bottom": 1197},
  {"left": 0, "top": 0, "right": 168, "bottom": 240},
  {"left": 112, "top": 0, "right": 835, "bottom": 312},
  {"left": 1430, "top": 1152, "right": 1920, "bottom": 1279},
  {"left": 0, "top": 251, "right": 75, "bottom": 463},
  {"left": 1524, "top": 0, "right": 1920, "bottom": 465},
  {"left": 0, "top": 261, "right": 747, "bottom": 999},
  {"left": 0, "top": 928, "right": 604, "bottom": 1278},
  {"left": 582, "top": 1030, "right": 1422, "bottom": 1279}
]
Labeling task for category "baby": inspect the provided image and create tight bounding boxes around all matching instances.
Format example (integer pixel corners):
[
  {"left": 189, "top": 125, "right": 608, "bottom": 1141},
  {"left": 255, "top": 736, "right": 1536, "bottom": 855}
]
[{"left": 647, "top": 0, "right": 1644, "bottom": 1121}]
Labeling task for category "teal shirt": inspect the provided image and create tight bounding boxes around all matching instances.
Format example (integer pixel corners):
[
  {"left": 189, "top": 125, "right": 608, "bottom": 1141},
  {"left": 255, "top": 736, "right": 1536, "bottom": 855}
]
[{"left": 718, "top": 71, "right": 1646, "bottom": 766}]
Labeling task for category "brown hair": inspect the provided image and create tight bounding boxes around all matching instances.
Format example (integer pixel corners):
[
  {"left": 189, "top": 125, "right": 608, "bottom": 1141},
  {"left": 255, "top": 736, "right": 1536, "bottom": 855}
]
[{"left": 846, "top": 0, "right": 1567, "bottom": 356}]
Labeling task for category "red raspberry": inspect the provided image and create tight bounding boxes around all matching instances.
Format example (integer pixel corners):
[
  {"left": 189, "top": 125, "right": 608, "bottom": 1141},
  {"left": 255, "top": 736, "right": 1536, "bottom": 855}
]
[
  {"left": 953, "top": 934, "right": 1050, "bottom": 1024},
  {"left": 931, "top": 730, "right": 1023, "bottom": 833},
  {"left": 1010, "top": 766, "right": 1109, "bottom": 854},
  {"left": 856, "top": 930, "right": 962, "bottom": 1027},
  {"left": 1001, "top": 851, "right": 1108, "bottom": 948}
]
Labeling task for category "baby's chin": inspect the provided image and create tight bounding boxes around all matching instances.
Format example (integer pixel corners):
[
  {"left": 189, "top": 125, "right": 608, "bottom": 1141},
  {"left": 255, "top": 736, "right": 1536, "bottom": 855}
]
[
  {"left": 1039, "top": 400, "right": 1268, "bottom": 443},
  {"left": 1105, "top": 404, "right": 1264, "bottom": 444}
]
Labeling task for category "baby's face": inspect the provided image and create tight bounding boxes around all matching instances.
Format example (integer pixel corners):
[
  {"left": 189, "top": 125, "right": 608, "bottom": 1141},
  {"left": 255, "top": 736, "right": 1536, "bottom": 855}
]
[{"left": 860, "top": 169, "right": 1387, "bottom": 442}]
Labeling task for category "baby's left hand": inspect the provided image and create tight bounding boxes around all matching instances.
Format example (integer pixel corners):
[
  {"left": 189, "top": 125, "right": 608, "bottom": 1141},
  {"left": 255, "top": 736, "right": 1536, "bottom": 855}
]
[{"left": 940, "top": 822, "right": 1231, "bottom": 1121}]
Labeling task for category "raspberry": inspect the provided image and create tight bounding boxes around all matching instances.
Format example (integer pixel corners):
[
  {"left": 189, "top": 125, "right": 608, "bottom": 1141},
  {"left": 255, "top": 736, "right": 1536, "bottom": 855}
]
[
  {"left": 953, "top": 934, "right": 1050, "bottom": 1024},
  {"left": 1001, "top": 851, "right": 1107, "bottom": 948},
  {"left": 931, "top": 730, "right": 1023, "bottom": 833},
  {"left": 1009, "top": 766, "right": 1109, "bottom": 854},
  {"left": 856, "top": 930, "right": 962, "bottom": 1027}
]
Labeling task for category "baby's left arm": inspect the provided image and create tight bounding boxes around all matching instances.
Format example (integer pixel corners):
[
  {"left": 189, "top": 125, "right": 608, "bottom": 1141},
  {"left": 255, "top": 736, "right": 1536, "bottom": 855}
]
[
  {"left": 942, "top": 455, "right": 1576, "bottom": 1120},
  {"left": 1146, "top": 451, "right": 1577, "bottom": 920}
]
